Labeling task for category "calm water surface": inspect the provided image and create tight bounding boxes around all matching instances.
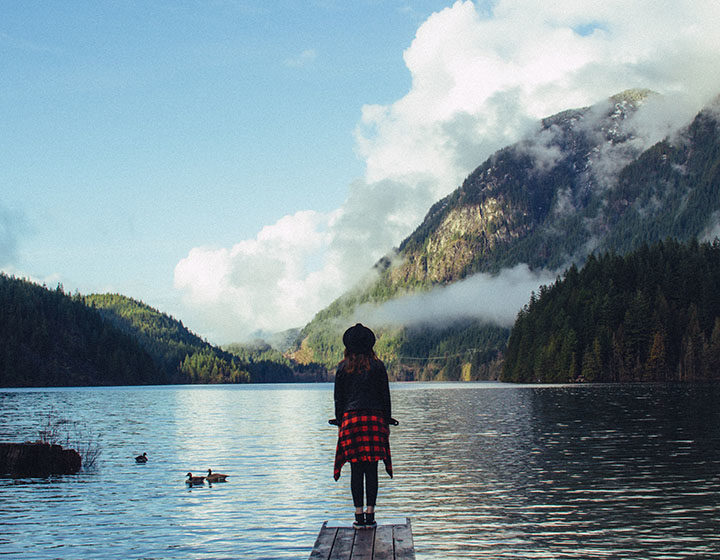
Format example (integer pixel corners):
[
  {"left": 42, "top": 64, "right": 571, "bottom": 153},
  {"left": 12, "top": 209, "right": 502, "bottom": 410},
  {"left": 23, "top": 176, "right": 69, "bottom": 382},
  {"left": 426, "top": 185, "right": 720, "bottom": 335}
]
[{"left": 1, "top": 382, "right": 720, "bottom": 559}]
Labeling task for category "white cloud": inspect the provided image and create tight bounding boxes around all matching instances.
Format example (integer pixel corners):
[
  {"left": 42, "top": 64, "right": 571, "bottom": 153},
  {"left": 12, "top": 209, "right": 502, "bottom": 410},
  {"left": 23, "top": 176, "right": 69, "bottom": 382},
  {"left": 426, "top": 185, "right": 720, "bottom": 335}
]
[
  {"left": 174, "top": 210, "right": 338, "bottom": 340},
  {"left": 352, "top": 264, "right": 559, "bottom": 329},
  {"left": 702, "top": 211, "right": 720, "bottom": 243},
  {"left": 0, "top": 204, "right": 27, "bottom": 268},
  {"left": 284, "top": 48, "right": 318, "bottom": 67},
  {"left": 175, "top": 0, "right": 720, "bottom": 342},
  {"left": 0, "top": 266, "right": 63, "bottom": 291}
]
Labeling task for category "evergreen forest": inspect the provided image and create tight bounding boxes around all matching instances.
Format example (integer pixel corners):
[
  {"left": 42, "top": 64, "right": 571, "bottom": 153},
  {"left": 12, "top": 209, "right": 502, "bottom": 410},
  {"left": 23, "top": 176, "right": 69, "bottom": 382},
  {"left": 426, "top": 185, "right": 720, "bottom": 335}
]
[
  {"left": 503, "top": 240, "right": 720, "bottom": 383},
  {"left": 85, "top": 294, "right": 250, "bottom": 384},
  {"left": 1, "top": 275, "right": 163, "bottom": 387}
]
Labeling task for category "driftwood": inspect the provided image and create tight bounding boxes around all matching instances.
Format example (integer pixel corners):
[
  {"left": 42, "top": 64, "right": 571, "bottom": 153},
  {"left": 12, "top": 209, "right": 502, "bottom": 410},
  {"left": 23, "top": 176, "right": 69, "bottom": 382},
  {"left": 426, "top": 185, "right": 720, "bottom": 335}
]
[{"left": 0, "top": 442, "right": 82, "bottom": 477}]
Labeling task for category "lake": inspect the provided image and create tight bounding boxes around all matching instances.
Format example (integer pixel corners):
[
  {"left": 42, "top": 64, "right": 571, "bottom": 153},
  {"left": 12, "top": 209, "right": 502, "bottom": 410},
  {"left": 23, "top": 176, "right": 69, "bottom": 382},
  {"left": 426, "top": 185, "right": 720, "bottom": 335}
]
[{"left": 1, "top": 382, "right": 719, "bottom": 559}]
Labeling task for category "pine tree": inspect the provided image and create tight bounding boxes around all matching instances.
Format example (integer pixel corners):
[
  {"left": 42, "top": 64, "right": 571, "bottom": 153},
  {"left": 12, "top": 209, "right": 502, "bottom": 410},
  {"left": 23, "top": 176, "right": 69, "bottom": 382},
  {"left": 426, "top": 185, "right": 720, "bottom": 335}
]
[
  {"left": 703, "top": 317, "right": 720, "bottom": 380},
  {"left": 678, "top": 306, "right": 705, "bottom": 381},
  {"left": 580, "top": 338, "right": 603, "bottom": 382},
  {"left": 645, "top": 331, "right": 669, "bottom": 381}
]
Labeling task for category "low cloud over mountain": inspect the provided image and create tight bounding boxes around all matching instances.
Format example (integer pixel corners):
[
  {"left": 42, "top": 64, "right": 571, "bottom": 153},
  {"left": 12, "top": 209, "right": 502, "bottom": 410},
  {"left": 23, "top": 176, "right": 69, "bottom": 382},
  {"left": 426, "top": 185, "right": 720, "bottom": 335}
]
[{"left": 353, "top": 264, "right": 559, "bottom": 329}]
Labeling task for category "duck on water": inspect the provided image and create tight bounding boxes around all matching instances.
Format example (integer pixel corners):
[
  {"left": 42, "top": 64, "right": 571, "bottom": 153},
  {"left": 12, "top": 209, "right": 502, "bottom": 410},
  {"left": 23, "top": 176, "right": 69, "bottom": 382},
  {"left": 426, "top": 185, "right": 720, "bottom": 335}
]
[
  {"left": 206, "top": 469, "right": 228, "bottom": 483},
  {"left": 186, "top": 472, "right": 205, "bottom": 485}
]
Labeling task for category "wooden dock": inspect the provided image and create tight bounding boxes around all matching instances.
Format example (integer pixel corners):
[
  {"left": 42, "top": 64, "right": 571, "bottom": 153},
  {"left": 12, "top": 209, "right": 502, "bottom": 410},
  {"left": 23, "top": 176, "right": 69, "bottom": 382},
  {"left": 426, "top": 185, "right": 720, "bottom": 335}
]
[{"left": 309, "top": 518, "right": 415, "bottom": 560}]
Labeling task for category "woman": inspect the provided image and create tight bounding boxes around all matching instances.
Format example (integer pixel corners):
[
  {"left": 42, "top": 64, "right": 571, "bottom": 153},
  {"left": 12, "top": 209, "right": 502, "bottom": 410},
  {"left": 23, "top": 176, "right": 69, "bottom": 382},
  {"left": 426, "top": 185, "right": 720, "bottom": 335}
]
[{"left": 333, "top": 323, "right": 393, "bottom": 529}]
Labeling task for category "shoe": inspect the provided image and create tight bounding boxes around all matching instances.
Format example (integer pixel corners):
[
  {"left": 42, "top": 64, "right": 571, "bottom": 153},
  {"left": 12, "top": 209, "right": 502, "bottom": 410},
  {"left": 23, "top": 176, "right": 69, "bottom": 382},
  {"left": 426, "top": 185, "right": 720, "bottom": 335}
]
[
  {"left": 353, "top": 513, "right": 365, "bottom": 529},
  {"left": 364, "top": 512, "right": 377, "bottom": 528}
]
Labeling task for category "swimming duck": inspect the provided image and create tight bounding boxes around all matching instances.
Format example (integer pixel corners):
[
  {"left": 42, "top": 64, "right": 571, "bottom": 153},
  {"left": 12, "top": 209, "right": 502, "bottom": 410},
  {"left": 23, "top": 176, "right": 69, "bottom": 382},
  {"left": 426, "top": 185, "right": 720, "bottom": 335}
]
[
  {"left": 186, "top": 472, "right": 205, "bottom": 485},
  {"left": 206, "top": 469, "right": 228, "bottom": 483},
  {"left": 135, "top": 452, "right": 148, "bottom": 463}
]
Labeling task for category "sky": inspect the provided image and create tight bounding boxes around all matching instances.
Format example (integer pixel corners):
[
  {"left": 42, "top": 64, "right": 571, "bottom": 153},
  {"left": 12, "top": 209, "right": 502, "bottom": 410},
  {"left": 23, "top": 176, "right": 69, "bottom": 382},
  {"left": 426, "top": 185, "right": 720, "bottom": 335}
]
[{"left": 2, "top": 0, "right": 720, "bottom": 345}]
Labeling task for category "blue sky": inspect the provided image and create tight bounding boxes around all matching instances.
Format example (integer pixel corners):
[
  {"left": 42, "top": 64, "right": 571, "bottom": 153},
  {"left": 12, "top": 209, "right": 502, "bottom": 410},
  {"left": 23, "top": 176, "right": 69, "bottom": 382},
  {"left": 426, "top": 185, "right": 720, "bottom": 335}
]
[
  {"left": 1, "top": 1, "right": 456, "bottom": 314},
  {"left": 3, "top": 1, "right": 720, "bottom": 344}
]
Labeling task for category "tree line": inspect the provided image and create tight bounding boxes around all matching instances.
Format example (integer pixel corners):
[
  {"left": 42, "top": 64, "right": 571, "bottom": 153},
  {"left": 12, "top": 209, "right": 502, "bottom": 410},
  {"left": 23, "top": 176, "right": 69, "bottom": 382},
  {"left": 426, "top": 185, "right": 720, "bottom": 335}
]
[
  {"left": 85, "top": 293, "right": 250, "bottom": 384},
  {"left": 502, "top": 239, "right": 720, "bottom": 383},
  {"left": 0, "top": 275, "right": 162, "bottom": 387}
]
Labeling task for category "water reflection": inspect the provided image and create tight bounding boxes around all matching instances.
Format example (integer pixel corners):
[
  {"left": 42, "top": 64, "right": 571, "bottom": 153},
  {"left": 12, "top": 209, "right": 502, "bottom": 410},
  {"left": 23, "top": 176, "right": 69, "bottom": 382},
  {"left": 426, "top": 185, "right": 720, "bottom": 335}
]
[{"left": 1, "top": 383, "right": 719, "bottom": 559}]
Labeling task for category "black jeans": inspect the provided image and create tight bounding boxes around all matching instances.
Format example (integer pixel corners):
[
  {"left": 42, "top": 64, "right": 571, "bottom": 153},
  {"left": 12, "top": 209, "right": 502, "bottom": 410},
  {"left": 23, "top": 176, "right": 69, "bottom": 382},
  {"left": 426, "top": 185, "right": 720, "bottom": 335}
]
[{"left": 350, "top": 460, "right": 378, "bottom": 508}]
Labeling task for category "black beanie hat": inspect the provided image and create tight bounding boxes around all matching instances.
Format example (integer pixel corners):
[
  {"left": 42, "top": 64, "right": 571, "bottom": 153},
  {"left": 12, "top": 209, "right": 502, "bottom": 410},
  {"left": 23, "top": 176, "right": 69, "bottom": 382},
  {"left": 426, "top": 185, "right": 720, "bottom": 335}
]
[{"left": 342, "top": 323, "right": 376, "bottom": 354}]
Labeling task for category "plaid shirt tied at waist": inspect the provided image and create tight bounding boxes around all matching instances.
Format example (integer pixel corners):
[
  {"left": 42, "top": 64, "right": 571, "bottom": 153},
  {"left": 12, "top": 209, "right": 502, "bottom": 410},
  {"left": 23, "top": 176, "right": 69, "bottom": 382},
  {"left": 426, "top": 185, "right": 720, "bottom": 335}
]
[{"left": 333, "top": 410, "right": 393, "bottom": 481}]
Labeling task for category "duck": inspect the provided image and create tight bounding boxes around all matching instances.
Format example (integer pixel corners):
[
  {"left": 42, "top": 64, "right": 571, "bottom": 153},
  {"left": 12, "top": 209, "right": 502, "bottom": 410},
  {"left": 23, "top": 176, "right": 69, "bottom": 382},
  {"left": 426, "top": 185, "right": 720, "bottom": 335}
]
[
  {"left": 135, "top": 452, "right": 148, "bottom": 463},
  {"left": 186, "top": 472, "right": 205, "bottom": 485},
  {"left": 206, "top": 469, "right": 228, "bottom": 483}
]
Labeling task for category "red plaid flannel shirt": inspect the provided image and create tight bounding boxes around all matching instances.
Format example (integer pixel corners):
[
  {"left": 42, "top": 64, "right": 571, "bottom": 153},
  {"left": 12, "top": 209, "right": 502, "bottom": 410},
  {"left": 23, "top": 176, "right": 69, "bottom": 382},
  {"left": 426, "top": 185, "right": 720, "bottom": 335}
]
[{"left": 333, "top": 410, "right": 392, "bottom": 480}]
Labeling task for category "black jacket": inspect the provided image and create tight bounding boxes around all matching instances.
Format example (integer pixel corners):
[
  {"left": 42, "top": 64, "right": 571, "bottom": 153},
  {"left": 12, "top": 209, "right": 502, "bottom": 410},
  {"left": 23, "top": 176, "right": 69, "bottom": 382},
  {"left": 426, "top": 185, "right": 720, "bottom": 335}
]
[{"left": 334, "top": 358, "right": 391, "bottom": 423}]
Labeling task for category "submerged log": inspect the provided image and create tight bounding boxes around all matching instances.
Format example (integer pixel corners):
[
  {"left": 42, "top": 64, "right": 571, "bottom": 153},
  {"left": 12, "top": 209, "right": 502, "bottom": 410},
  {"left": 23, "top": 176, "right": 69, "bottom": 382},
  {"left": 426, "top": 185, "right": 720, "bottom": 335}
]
[{"left": 0, "top": 442, "right": 82, "bottom": 477}]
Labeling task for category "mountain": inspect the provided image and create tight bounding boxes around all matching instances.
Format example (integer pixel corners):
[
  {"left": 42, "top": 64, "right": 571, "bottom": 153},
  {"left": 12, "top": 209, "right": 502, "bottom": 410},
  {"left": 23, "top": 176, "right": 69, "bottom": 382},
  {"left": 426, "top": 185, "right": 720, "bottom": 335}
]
[
  {"left": 0, "top": 275, "right": 164, "bottom": 387},
  {"left": 503, "top": 239, "right": 720, "bottom": 383},
  {"left": 296, "top": 90, "right": 720, "bottom": 380},
  {"left": 86, "top": 294, "right": 327, "bottom": 383},
  {"left": 223, "top": 338, "right": 328, "bottom": 383},
  {"left": 85, "top": 293, "right": 250, "bottom": 384},
  {"left": 0, "top": 276, "right": 322, "bottom": 388}
]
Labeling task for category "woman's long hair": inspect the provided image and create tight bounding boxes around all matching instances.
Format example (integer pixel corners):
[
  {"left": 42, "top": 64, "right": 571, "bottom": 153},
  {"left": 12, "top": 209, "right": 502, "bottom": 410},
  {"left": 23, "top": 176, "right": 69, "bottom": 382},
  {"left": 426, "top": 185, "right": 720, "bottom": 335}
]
[{"left": 344, "top": 348, "right": 378, "bottom": 374}]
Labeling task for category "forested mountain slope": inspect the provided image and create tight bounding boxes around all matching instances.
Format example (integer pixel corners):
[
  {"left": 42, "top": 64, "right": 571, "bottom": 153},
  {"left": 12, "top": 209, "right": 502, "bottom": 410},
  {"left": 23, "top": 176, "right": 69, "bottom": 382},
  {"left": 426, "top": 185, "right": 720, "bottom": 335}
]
[
  {"left": 85, "top": 294, "right": 250, "bottom": 384},
  {"left": 297, "top": 91, "right": 720, "bottom": 380},
  {"left": 0, "top": 275, "right": 163, "bottom": 387},
  {"left": 503, "top": 239, "right": 720, "bottom": 383},
  {"left": 86, "top": 294, "right": 326, "bottom": 384},
  {"left": 0, "top": 278, "right": 320, "bottom": 387}
]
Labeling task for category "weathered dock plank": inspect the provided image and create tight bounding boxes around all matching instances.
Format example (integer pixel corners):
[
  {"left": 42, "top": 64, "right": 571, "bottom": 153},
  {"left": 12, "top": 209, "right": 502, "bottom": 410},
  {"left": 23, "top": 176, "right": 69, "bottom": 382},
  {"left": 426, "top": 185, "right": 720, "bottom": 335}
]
[
  {"left": 309, "top": 518, "right": 415, "bottom": 560},
  {"left": 329, "top": 528, "right": 355, "bottom": 560},
  {"left": 393, "top": 521, "right": 414, "bottom": 560},
  {"left": 352, "top": 527, "right": 375, "bottom": 560},
  {"left": 309, "top": 522, "right": 337, "bottom": 560},
  {"left": 372, "top": 525, "right": 394, "bottom": 560}
]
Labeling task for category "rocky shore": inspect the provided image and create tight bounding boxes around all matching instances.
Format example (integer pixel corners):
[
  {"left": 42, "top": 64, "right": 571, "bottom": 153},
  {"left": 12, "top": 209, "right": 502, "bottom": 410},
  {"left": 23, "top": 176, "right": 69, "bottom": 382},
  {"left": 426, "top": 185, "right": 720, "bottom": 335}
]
[{"left": 0, "top": 442, "right": 82, "bottom": 477}]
